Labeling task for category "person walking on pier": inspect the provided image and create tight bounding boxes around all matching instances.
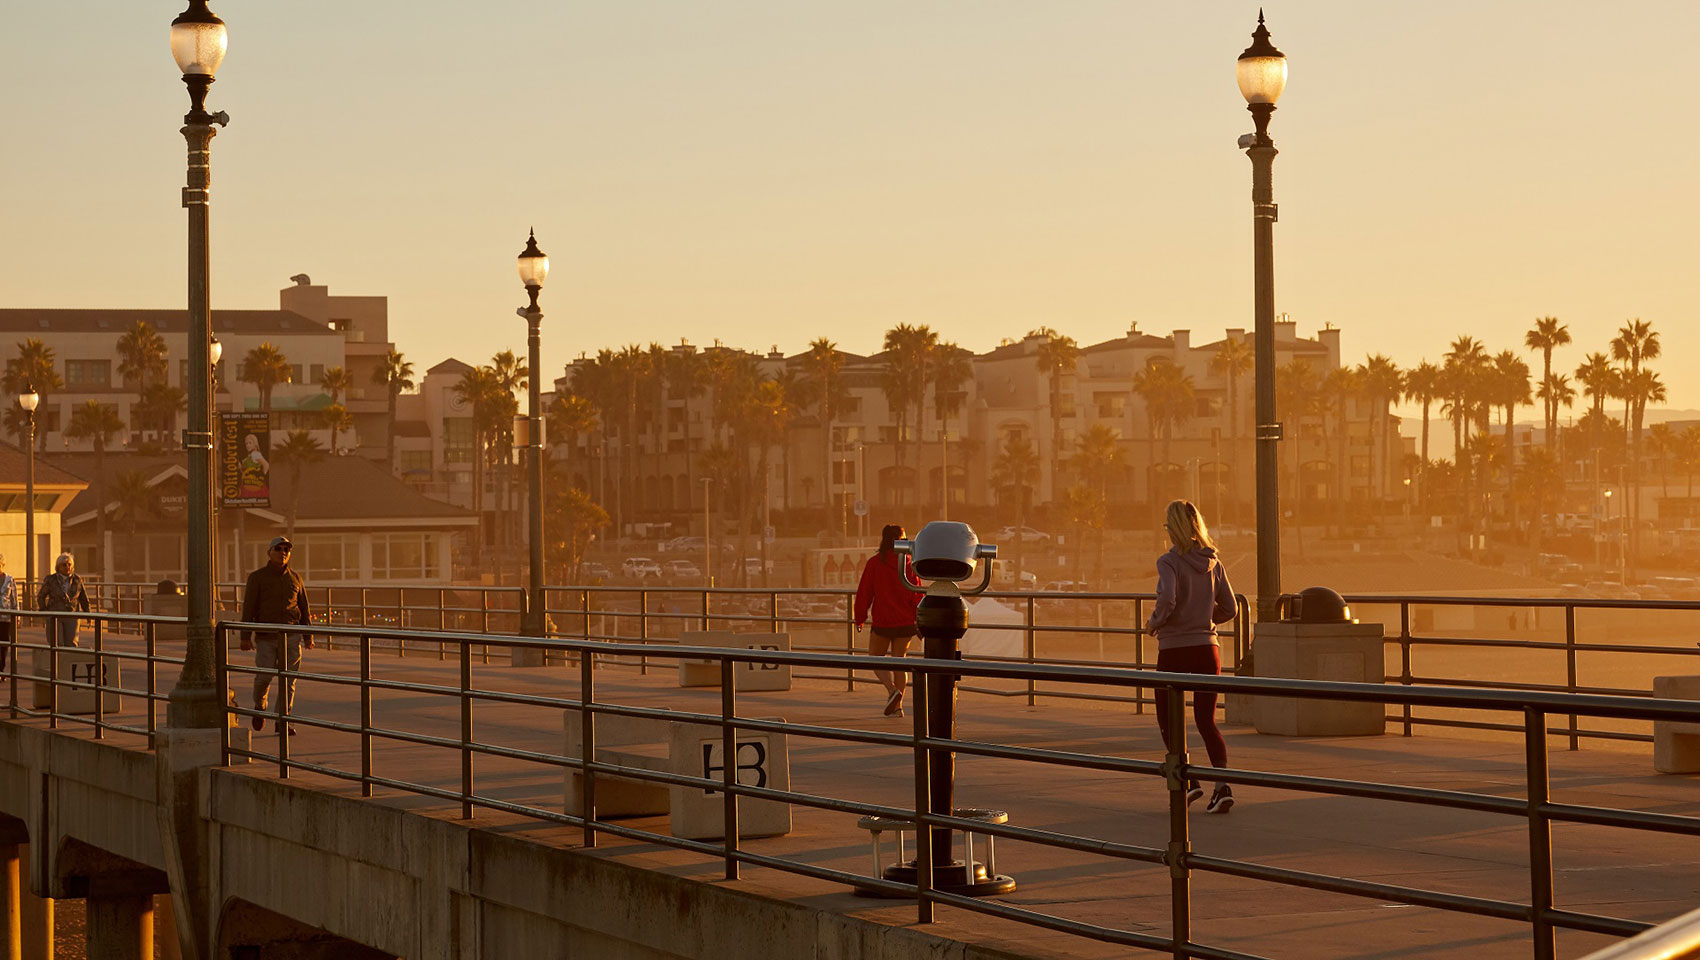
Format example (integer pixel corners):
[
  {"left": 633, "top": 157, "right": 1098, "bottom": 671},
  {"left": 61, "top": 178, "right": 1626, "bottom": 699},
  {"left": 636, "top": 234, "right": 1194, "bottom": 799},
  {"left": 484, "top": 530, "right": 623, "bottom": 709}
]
[
  {"left": 1145, "top": 500, "right": 1238, "bottom": 814},
  {"left": 37, "top": 553, "right": 90, "bottom": 648},
  {"left": 0, "top": 554, "right": 16, "bottom": 672},
  {"left": 854, "top": 523, "right": 922, "bottom": 717},
  {"left": 240, "top": 536, "right": 314, "bottom": 734}
]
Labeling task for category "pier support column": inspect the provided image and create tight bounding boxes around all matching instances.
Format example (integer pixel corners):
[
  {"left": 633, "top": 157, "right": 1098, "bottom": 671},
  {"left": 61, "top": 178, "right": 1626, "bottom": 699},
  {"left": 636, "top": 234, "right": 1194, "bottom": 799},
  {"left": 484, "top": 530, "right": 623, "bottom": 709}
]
[
  {"left": 86, "top": 879, "right": 154, "bottom": 960},
  {"left": 2, "top": 843, "right": 18, "bottom": 960},
  {"left": 16, "top": 845, "right": 49, "bottom": 960}
]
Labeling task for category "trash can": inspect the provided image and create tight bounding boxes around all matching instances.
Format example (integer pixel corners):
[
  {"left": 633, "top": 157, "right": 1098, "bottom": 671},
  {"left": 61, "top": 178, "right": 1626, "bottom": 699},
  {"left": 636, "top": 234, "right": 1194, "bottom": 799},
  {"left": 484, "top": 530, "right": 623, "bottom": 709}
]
[{"left": 1253, "top": 588, "right": 1386, "bottom": 737}]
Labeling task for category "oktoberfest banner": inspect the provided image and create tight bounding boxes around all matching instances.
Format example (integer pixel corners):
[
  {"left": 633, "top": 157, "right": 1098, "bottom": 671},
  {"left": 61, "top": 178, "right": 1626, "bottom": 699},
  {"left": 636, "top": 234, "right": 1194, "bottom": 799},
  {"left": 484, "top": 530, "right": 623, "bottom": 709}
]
[{"left": 219, "top": 412, "right": 271, "bottom": 508}]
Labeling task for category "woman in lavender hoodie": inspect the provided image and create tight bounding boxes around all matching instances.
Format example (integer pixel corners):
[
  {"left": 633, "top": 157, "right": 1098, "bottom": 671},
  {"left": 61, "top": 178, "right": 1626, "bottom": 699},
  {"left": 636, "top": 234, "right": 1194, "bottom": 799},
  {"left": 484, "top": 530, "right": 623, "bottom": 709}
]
[{"left": 1144, "top": 500, "right": 1238, "bottom": 814}]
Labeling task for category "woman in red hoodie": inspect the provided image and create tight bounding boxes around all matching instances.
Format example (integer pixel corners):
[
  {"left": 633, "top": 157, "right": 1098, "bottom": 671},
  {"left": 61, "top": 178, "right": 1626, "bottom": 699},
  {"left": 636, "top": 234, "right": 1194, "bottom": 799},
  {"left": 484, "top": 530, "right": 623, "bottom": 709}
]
[
  {"left": 1145, "top": 499, "right": 1239, "bottom": 814},
  {"left": 853, "top": 523, "right": 922, "bottom": 717}
]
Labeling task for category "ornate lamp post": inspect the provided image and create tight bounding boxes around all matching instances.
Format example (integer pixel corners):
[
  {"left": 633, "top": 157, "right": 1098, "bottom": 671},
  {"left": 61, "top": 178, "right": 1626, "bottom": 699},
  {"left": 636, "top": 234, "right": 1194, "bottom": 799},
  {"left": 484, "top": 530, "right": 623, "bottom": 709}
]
[
  {"left": 516, "top": 231, "right": 550, "bottom": 639},
  {"left": 167, "top": 0, "right": 229, "bottom": 727},
  {"left": 1237, "top": 11, "right": 1288, "bottom": 622},
  {"left": 18, "top": 386, "right": 38, "bottom": 603}
]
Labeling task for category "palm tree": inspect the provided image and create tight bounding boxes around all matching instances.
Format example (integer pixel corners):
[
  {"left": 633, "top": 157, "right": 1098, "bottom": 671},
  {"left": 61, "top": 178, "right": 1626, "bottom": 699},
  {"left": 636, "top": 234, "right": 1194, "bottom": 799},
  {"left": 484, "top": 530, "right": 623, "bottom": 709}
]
[
  {"left": 319, "top": 366, "right": 351, "bottom": 404},
  {"left": 5, "top": 339, "right": 63, "bottom": 451},
  {"left": 1575, "top": 351, "right": 1617, "bottom": 483},
  {"left": 454, "top": 366, "right": 505, "bottom": 565},
  {"left": 881, "top": 323, "right": 938, "bottom": 475},
  {"left": 320, "top": 404, "right": 353, "bottom": 455},
  {"left": 272, "top": 430, "right": 325, "bottom": 539},
  {"left": 1403, "top": 361, "right": 1442, "bottom": 507},
  {"left": 489, "top": 349, "right": 528, "bottom": 554},
  {"left": 1611, "top": 320, "right": 1661, "bottom": 575},
  {"left": 664, "top": 344, "right": 708, "bottom": 513},
  {"left": 372, "top": 349, "right": 415, "bottom": 469},
  {"left": 109, "top": 470, "right": 155, "bottom": 579},
  {"left": 1321, "top": 366, "right": 1359, "bottom": 515},
  {"left": 932, "top": 343, "right": 973, "bottom": 509},
  {"left": 545, "top": 476, "right": 610, "bottom": 583},
  {"left": 1070, "top": 424, "right": 1124, "bottom": 582},
  {"left": 1649, "top": 423, "right": 1676, "bottom": 498},
  {"left": 1490, "top": 350, "right": 1532, "bottom": 496},
  {"left": 1357, "top": 354, "right": 1404, "bottom": 502},
  {"left": 1133, "top": 358, "right": 1195, "bottom": 505},
  {"left": 1032, "top": 327, "right": 1080, "bottom": 479},
  {"left": 116, "top": 320, "right": 169, "bottom": 442},
  {"left": 1210, "top": 335, "right": 1253, "bottom": 516},
  {"left": 66, "top": 401, "right": 124, "bottom": 576},
  {"left": 1276, "top": 359, "right": 1321, "bottom": 554},
  {"left": 240, "top": 343, "right": 292, "bottom": 425},
  {"left": 798, "top": 338, "right": 846, "bottom": 518},
  {"left": 1680, "top": 425, "right": 1700, "bottom": 501},
  {"left": 134, "top": 382, "right": 186, "bottom": 449},
  {"left": 1517, "top": 446, "right": 1565, "bottom": 556},
  {"left": 1524, "top": 317, "right": 1570, "bottom": 448},
  {"left": 992, "top": 435, "right": 1040, "bottom": 583}
]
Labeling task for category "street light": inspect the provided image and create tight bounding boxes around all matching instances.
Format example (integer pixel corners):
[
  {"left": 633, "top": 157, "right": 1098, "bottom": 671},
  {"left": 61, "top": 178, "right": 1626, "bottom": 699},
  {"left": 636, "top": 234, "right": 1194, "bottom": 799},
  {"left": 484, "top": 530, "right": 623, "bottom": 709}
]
[
  {"left": 516, "top": 230, "right": 549, "bottom": 641},
  {"left": 1238, "top": 10, "right": 1288, "bottom": 622},
  {"left": 168, "top": 0, "right": 230, "bottom": 729},
  {"left": 17, "top": 386, "right": 38, "bottom": 607}
]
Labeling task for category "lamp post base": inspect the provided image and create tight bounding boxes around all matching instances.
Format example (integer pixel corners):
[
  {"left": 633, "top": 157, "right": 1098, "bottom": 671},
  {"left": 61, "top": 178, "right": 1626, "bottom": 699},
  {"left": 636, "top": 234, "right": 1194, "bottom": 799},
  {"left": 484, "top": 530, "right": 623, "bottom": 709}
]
[
  {"left": 165, "top": 683, "right": 223, "bottom": 730},
  {"left": 858, "top": 860, "right": 1017, "bottom": 898}
]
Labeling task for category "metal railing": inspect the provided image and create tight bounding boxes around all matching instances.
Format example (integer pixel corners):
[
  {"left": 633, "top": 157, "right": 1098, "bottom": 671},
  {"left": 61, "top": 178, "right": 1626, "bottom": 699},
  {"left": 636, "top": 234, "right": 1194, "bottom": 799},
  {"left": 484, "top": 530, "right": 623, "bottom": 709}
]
[
  {"left": 194, "top": 618, "right": 1698, "bottom": 960},
  {"left": 7, "top": 610, "right": 1700, "bottom": 958},
  {"left": 2, "top": 610, "right": 181, "bottom": 746},
  {"left": 1579, "top": 905, "right": 1700, "bottom": 960}
]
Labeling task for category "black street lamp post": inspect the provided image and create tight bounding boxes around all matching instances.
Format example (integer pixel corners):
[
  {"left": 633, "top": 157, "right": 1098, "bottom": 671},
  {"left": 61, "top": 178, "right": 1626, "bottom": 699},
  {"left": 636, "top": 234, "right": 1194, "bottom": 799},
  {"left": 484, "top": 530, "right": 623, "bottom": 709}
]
[
  {"left": 1238, "top": 11, "right": 1288, "bottom": 623},
  {"left": 18, "top": 386, "right": 38, "bottom": 606},
  {"left": 167, "top": 0, "right": 230, "bottom": 728},
  {"left": 517, "top": 231, "right": 550, "bottom": 641}
]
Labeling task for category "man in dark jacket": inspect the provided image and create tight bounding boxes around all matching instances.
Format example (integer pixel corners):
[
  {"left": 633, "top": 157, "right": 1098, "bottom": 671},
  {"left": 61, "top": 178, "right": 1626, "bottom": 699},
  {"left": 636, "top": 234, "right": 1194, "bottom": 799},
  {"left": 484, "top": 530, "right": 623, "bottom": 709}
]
[{"left": 240, "top": 536, "right": 313, "bottom": 733}]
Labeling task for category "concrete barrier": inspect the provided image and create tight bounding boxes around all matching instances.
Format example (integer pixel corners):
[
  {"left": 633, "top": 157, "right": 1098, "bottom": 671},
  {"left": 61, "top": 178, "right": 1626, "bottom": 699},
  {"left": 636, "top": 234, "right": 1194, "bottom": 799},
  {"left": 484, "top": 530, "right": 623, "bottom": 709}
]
[
  {"left": 677, "top": 631, "right": 792, "bottom": 691},
  {"left": 30, "top": 650, "right": 121, "bottom": 715},
  {"left": 1654, "top": 675, "right": 1700, "bottom": 774},
  {"left": 1252, "top": 621, "right": 1385, "bottom": 737},
  {"left": 563, "top": 709, "right": 791, "bottom": 839}
]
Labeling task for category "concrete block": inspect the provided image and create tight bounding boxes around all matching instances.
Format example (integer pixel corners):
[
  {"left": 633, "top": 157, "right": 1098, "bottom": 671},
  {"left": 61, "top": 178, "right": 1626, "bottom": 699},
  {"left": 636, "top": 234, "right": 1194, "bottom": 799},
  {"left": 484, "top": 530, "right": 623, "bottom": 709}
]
[
  {"left": 1252, "top": 621, "right": 1386, "bottom": 737},
  {"left": 30, "top": 650, "right": 121, "bottom": 715},
  {"left": 667, "top": 721, "right": 790, "bottom": 840},
  {"left": 563, "top": 710, "right": 675, "bottom": 818},
  {"left": 677, "top": 631, "right": 792, "bottom": 691},
  {"left": 1654, "top": 675, "right": 1700, "bottom": 774},
  {"left": 140, "top": 595, "right": 187, "bottom": 643}
]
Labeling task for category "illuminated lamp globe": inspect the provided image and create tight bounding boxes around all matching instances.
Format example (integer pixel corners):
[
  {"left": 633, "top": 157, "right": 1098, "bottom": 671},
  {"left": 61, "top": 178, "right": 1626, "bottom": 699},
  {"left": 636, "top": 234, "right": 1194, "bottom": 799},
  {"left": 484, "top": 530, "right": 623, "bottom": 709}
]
[
  {"left": 170, "top": 0, "right": 228, "bottom": 77},
  {"left": 18, "top": 386, "right": 39, "bottom": 414},
  {"left": 1236, "top": 11, "right": 1287, "bottom": 105},
  {"left": 517, "top": 229, "right": 549, "bottom": 290},
  {"left": 210, "top": 337, "right": 223, "bottom": 366}
]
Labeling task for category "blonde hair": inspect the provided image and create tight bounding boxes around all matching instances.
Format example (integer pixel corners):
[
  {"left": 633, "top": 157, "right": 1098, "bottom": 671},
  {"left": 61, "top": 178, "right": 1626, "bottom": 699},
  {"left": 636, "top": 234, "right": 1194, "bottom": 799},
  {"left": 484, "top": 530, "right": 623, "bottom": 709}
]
[{"left": 1164, "top": 500, "right": 1217, "bottom": 555}]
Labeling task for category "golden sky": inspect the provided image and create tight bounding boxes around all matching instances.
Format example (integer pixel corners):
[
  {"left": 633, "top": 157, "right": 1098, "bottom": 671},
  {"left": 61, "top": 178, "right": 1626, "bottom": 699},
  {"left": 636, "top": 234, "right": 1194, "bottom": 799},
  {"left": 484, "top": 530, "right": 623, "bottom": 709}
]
[{"left": 4, "top": 2, "right": 1696, "bottom": 411}]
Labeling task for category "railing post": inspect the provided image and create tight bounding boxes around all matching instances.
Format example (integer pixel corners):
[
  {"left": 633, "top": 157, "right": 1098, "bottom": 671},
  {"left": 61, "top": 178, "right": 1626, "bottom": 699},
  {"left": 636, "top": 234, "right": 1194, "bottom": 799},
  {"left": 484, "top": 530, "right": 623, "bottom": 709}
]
[
  {"left": 92, "top": 618, "right": 105, "bottom": 740},
  {"left": 1024, "top": 597, "right": 1036, "bottom": 707},
  {"left": 720, "top": 658, "right": 740, "bottom": 881},
  {"left": 323, "top": 587, "right": 336, "bottom": 652},
  {"left": 277, "top": 632, "right": 290, "bottom": 780},
  {"left": 1163, "top": 679, "right": 1192, "bottom": 960},
  {"left": 769, "top": 591, "right": 779, "bottom": 635},
  {"left": 911, "top": 665, "right": 933, "bottom": 924},
  {"left": 1525, "top": 707, "right": 1555, "bottom": 960},
  {"left": 461, "top": 641, "right": 474, "bottom": 820},
  {"left": 215, "top": 622, "right": 230, "bottom": 765},
  {"left": 580, "top": 587, "right": 590, "bottom": 643},
  {"left": 145, "top": 621, "right": 157, "bottom": 749},
  {"left": 1134, "top": 597, "right": 1146, "bottom": 715},
  {"left": 6, "top": 610, "right": 16, "bottom": 720},
  {"left": 1401, "top": 603, "right": 1413, "bottom": 737},
  {"left": 47, "top": 616, "right": 57, "bottom": 730},
  {"left": 701, "top": 588, "right": 710, "bottom": 632},
  {"left": 361, "top": 634, "right": 373, "bottom": 798},
  {"left": 580, "top": 651, "right": 597, "bottom": 848},
  {"left": 1565, "top": 604, "right": 1579, "bottom": 751},
  {"left": 638, "top": 590, "right": 649, "bottom": 676},
  {"left": 845, "top": 595, "right": 856, "bottom": 692}
]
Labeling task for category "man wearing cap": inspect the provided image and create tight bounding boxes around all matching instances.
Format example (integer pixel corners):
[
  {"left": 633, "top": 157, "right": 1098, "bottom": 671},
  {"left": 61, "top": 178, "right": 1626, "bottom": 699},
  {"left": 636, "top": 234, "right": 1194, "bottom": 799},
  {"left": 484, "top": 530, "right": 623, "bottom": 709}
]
[{"left": 240, "top": 536, "right": 313, "bottom": 733}]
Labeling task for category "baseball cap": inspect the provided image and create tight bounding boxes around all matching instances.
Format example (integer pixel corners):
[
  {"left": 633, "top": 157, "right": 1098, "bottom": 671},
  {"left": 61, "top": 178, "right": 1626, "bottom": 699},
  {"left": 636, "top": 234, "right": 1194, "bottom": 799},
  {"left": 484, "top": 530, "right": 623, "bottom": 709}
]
[{"left": 269, "top": 536, "right": 292, "bottom": 551}]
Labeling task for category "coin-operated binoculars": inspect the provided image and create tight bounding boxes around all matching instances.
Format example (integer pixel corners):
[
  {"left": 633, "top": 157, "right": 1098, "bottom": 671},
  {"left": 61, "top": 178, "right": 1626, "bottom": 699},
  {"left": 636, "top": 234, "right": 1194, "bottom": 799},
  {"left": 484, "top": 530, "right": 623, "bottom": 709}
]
[{"left": 890, "top": 521, "right": 1016, "bottom": 896}]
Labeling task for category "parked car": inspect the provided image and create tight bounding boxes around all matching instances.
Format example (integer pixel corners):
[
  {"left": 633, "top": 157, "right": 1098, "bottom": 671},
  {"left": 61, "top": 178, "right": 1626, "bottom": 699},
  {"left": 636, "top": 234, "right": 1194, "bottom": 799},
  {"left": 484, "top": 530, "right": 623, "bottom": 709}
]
[
  {"left": 995, "top": 525, "right": 1052, "bottom": 545},
  {"left": 666, "top": 559, "right": 703, "bottom": 579},
  {"left": 580, "top": 561, "right": 613, "bottom": 581},
  {"left": 622, "top": 557, "right": 663, "bottom": 579},
  {"left": 1041, "top": 580, "right": 1090, "bottom": 593},
  {"left": 743, "top": 557, "right": 773, "bottom": 578}
]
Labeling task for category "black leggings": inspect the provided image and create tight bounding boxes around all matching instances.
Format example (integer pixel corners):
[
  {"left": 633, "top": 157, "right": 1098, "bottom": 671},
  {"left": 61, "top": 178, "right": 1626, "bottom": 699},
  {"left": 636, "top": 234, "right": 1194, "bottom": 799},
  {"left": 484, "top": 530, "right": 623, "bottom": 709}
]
[{"left": 1154, "top": 644, "right": 1228, "bottom": 770}]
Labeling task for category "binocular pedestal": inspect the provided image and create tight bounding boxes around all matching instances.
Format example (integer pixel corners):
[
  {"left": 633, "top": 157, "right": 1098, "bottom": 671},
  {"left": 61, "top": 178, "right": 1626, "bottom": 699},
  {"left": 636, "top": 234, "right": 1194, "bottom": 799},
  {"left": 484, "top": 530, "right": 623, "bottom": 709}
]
[{"left": 878, "top": 591, "right": 1017, "bottom": 897}]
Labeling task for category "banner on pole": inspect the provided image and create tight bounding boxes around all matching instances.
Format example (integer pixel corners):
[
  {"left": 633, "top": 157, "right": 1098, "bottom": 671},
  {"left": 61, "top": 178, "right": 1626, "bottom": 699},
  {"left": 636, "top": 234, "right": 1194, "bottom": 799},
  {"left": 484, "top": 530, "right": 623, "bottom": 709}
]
[{"left": 219, "top": 413, "right": 271, "bottom": 508}]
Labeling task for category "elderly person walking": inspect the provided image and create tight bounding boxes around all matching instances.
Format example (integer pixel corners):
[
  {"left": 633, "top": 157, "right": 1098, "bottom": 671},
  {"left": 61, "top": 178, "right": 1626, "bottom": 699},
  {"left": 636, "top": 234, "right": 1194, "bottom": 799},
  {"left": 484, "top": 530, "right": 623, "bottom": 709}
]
[
  {"left": 0, "top": 554, "right": 16, "bottom": 672},
  {"left": 240, "top": 536, "right": 313, "bottom": 734},
  {"left": 37, "top": 553, "right": 90, "bottom": 648}
]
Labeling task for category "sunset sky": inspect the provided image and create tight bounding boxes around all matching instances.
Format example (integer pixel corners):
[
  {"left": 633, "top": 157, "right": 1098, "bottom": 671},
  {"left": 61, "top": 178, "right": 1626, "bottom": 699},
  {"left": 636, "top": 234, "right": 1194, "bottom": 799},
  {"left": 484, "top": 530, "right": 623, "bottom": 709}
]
[{"left": 5, "top": 2, "right": 1697, "bottom": 415}]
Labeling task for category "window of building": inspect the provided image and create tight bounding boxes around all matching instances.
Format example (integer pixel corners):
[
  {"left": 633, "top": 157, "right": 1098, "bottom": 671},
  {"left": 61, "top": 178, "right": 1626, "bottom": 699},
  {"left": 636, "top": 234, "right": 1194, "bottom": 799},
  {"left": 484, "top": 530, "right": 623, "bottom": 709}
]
[
  {"left": 839, "top": 396, "right": 862, "bottom": 417},
  {"left": 399, "top": 450, "right": 432, "bottom": 474},
  {"left": 288, "top": 364, "right": 304, "bottom": 385},
  {"left": 309, "top": 364, "right": 325, "bottom": 385},
  {"left": 1351, "top": 455, "right": 1369, "bottom": 477},
  {"left": 1094, "top": 393, "right": 1126, "bottom": 419},
  {"left": 443, "top": 418, "right": 475, "bottom": 463},
  {"left": 65, "top": 360, "right": 112, "bottom": 389},
  {"left": 1196, "top": 397, "right": 1220, "bottom": 418},
  {"left": 295, "top": 534, "right": 354, "bottom": 581},
  {"left": 371, "top": 532, "right": 441, "bottom": 580}
]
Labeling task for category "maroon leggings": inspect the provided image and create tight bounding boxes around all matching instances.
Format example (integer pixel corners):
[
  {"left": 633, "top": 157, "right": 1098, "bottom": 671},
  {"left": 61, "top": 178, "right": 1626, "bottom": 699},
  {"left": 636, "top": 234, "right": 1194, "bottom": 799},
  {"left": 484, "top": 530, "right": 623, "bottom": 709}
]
[{"left": 1154, "top": 644, "right": 1228, "bottom": 770}]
